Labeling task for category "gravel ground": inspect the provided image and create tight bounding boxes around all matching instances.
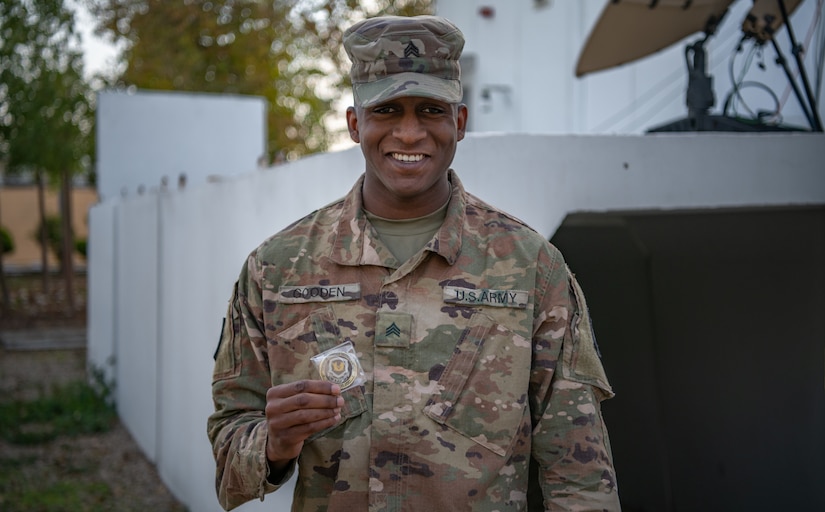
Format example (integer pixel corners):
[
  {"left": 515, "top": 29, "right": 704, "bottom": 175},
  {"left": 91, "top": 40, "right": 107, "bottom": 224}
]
[
  {"left": 0, "top": 274, "right": 189, "bottom": 510},
  {"left": 0, "top": 346, "right": 188, "bottom": 511}
]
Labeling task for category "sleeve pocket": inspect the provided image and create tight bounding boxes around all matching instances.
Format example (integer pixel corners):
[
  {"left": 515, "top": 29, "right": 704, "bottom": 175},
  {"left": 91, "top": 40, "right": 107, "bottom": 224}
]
[
  {"left": 562, "top": 273, "right": 614, "bottom": 400},
  {"left": 213, "top": 283, "right": 243, "bottom": 382}
]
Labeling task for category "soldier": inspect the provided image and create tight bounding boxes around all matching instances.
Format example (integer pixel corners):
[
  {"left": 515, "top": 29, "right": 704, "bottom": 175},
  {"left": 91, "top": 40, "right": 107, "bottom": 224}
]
[{"left": 208, "top": 15, "right": 620, "bottom": 512}]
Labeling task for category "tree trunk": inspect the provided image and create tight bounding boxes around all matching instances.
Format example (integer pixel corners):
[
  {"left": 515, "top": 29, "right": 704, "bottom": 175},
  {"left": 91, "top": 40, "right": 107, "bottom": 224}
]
[
  {"left": 0, "top": 186, "right": 8, "bottom": 310},
  {"left": 60, "top": 168, "right": 75, "bottom": 313},
  {"left": 36, "top": 171, "right": 49, "bottom": 292}
]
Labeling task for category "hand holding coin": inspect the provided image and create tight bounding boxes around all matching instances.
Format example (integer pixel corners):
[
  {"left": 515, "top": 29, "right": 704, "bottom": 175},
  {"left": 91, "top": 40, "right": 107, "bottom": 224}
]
[{"left": 264, "top": 380, "right": 343, "bottom": 477}]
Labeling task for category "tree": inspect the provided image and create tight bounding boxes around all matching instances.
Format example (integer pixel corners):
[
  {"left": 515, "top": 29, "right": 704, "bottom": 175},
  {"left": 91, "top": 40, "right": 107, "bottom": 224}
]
[
  {"left": 33, "top": 216, "right": 67, "bottom": 263},
  {"left": 0, "top": 0, "right": 94, "bottom": 313},
  {"left": 85, "top": 0, "right": 433, "bottom": 161},
  {"left": 0, "top": 226, "right": 12, "bottom": 254}
]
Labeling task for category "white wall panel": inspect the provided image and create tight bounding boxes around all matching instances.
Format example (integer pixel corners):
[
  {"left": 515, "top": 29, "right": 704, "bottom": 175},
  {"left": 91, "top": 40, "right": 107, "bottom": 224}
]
[
  {"left": 155, "top": 183, "right": 221, "bottom": 510},
  {"left": 96, "top": 90, "right": 266, "bottom": 202},
  {"left": 454, "top": 132, "right": 825, "bottom": 240},
  {"left": 115, "top": 194, "right": 159, "bottom": 461},
  {"left": 87, "top": 201, "right": 117, "bottom": 385}
]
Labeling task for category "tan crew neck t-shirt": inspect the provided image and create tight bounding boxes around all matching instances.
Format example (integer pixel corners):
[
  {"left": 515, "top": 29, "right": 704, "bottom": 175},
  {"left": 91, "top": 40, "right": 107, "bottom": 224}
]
[{"left": 364, "top": 199, "right": 449, "bottom": 264}]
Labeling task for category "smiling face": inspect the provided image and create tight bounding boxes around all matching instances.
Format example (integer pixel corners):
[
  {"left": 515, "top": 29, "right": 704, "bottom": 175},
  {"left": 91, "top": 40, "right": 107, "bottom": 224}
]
[{"left": 347, "top": 96, "right": 468, "bottom": 219}]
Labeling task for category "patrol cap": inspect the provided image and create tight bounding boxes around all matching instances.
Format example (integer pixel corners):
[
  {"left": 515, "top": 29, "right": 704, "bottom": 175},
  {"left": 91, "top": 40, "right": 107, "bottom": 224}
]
[{"left": 343, "top": 15, "right": 464, "bottom": 107}]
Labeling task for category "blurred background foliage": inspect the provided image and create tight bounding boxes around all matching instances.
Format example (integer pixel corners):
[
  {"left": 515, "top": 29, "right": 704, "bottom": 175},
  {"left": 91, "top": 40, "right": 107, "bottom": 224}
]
[
  {"left": 1, "top": 0, "right": 94, "bottom": 311},
  {"left": 84, "top": 0, "right": 434, "bottom": 161},
  {"left": 0, "top": 0, "right": 433, "bottom": 311}
]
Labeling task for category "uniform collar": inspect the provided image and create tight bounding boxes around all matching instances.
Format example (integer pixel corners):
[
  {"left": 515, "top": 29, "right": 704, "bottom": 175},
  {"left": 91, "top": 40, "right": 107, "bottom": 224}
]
[{"left": 330, "top": 170, "right": 465, "bottom": 267}]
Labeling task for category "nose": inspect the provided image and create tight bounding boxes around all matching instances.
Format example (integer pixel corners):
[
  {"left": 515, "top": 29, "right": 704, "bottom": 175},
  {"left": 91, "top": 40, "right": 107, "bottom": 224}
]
[{"left": 392, "top": 110, "right": 426, "bottom": 144}]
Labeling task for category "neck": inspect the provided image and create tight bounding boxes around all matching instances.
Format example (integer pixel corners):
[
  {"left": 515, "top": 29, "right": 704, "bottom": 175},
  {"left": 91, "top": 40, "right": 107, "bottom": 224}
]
[{"left": 362, "top": 177, "right": 451, "bottom": 219}]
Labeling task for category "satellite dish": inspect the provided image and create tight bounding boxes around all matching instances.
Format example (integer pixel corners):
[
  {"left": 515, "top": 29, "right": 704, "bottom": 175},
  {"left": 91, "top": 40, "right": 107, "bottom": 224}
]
[
  {"left": 576, "top": 0, "right": 821, "bottom": 132},
  {"left": 576, "top": 0, "right": 735, "bottom": 78}
]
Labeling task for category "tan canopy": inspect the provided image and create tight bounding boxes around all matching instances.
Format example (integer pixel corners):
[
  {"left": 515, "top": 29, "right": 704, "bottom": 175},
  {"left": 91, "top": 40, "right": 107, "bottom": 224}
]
[{"left": 576, "top": 0, "right": 803, "bottom": 77}]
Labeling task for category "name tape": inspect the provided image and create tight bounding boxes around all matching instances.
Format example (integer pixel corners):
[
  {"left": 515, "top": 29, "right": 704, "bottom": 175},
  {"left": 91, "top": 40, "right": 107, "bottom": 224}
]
[{"left": 278, "top": 283, "right": 361, "bottom": 303}]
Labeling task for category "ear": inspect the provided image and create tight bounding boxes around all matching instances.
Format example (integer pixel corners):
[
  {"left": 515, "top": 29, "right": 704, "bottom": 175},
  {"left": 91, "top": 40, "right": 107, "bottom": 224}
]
[
  {"left": 456, "top": 104, "right": 468, "bottom": 141},
  {"left": 346, "top": 106, "right": 360, "bottom": 143}
]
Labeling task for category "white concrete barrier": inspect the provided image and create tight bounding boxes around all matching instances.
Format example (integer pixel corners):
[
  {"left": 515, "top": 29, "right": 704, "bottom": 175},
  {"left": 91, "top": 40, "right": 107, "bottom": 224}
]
[{"left": 88, "top": 132, "right": 825, "bottom": 511}]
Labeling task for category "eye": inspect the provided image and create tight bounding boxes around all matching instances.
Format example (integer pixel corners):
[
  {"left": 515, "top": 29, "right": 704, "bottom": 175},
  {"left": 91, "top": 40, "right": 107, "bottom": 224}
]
[
  {"left": 372, "top": 105, "right": 398, "bottom": 114},
  {"left": 421, "top": 105, "right": 447, "bottom": 114}
]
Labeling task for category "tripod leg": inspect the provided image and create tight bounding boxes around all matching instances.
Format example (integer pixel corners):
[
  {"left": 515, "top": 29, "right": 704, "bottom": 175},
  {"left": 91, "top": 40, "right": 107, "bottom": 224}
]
[{"left": 776, "top": 0, "right": 823, "bottom": 131}]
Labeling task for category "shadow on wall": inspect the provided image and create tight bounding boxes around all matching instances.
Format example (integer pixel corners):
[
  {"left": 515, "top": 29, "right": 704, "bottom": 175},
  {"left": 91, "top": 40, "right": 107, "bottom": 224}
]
[{"left": 552, "top": 207, "right": 825, "bottom": 512}]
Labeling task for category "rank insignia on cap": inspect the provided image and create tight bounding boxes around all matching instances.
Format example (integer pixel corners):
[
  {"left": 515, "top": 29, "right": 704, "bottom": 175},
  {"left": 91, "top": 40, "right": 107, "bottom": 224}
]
[
  {"left": 343, "top": 15, "right": 465, "bottom": 107},
  {"left": 404, "top": 41, "right": 421, "bottom": 58}
]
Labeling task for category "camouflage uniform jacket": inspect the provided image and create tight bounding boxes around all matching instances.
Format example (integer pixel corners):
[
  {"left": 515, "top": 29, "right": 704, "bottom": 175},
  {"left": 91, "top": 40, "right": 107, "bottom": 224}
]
[{"left": 208, "top": 171, "right": 620, "bottom": 511}]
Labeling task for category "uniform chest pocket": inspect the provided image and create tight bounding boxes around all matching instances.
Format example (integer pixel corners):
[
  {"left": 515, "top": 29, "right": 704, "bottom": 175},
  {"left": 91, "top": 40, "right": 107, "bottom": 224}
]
[
  {"left": 422, "top": 312, "right": 531, "bottom": 456},
  {"left": 273, "top": 306, "right": 368, "bottom": 426}
]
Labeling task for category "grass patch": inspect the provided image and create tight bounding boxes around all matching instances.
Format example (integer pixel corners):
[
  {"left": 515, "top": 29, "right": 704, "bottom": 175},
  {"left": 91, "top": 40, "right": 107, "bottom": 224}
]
[
  {"left": 0, "top": 372, "right": 118, "bottom": 510},
  {"left": 0, "top": 476, "right": 113, "bottom": 512},
  {"left": 0, "top": 370, "right": 115, "bottom": 445}
]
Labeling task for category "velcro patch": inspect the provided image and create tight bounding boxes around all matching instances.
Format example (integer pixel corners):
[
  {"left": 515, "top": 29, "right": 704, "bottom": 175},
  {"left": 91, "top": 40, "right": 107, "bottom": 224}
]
[
  {"left": 375, "top": 311, "right": 413, "bottom": 348},
  {"left": 278, "top": 283, "right": 361, "bottom": 303}
]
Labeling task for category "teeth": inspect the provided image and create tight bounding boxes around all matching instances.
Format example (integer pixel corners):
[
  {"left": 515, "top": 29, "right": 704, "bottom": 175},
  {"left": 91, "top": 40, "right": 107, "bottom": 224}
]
[{"left": 392, "top": 153, "right": 424, "bottom": 162}]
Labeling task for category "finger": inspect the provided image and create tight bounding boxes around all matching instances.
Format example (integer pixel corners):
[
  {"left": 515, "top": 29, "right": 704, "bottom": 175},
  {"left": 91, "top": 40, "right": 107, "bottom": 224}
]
[
  {"left": 267, "top": 382, "right": 344, "bottom": 416},
  {"left": 267, "top": 380, "right": 341, "bottom": 399},
  {"left": 270, "top": 411, "right": 342, "bottom": 441},
  {"left": 267, "top": 392, "right": 344, "bottom": 419},
  {"left": 265, "top": 399, "right": 342, "bottom": 429},
  {"left": 266, "top": 413, "right": 342, "bottom": 462},
  {"left": 266, "top": 410, "right": 342, "bottom": 462}
]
